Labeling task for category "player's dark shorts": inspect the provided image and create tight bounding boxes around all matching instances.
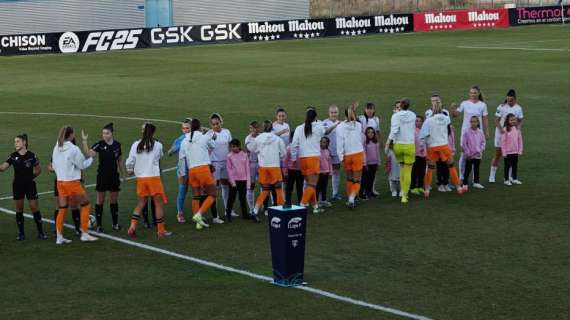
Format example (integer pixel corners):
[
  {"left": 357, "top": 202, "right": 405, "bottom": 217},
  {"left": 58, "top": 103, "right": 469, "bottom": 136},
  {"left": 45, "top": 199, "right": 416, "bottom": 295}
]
[
  {"left": 96, "top": 173, "right": 121, "bottom": 192},
  {"left": 13, "top": 181, "right": 38, "bottom": 200}
]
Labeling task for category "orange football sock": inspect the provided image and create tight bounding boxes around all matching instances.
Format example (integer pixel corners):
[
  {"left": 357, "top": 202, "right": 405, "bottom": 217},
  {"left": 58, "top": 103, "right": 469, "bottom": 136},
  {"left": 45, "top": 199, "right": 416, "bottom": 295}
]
[{"left": 56, "top": 207, "right": 68, "bottom": 234}]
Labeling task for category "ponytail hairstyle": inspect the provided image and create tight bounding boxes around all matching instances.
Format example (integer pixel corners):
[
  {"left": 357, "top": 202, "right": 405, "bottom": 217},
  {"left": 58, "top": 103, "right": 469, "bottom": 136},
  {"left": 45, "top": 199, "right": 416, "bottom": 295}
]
[
  {"left": 103, "top": 122, "right": 114, "bottom": 133},
  {"left": 57, "top": 126, "right": 74, "bottom": 147},
  {"left": 471, "top": 85, "right": 485, "bottom": 102},
  {"left": 304, "top": 107, "right": 317, "bottom": 137},
  {"left": 137, "top": 123, "right": 156, "bottom": 153},
  {"left": 189, "top": 118, "right": 201, "bottom": 142},
  {"left": 344, "top": 106, "right": 356, "bottom": 122},
  {"left": 432, "top": 100, "right": 443, "bottom": 114},
  {"left": 364, "top": 102, "right": 376, "bottom": 121},
  {"left": 400, "top": 98, "right": 411, "bottom": 111},
  {"left": 16, "top": 133, "right": 29, "bottom": 149},
  {"left": 504, "top": 89, "right": 517, "bottom": 104},
  {"left": 263, "top": 120, "right": 273, "bottom": 133}
]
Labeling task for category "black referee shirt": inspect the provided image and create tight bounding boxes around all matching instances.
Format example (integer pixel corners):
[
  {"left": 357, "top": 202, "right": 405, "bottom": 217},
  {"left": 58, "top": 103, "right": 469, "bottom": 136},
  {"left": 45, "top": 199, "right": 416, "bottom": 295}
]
[
  {"left": 91, "top": 140, "right": 122, "bottom": 175},
  {"left": 6, "top": 151, "right": 38, "bottom": 183}
]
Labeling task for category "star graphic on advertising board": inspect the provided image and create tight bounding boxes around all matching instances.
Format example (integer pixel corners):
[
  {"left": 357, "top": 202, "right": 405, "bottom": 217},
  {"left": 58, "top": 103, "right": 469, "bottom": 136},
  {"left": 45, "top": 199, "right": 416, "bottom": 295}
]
[
  {"left": 293, "top": 33, "right": 298, "bottom": 38},
  {"left": 340, "top": 30, "right": 345, "bottom": 35},
  {"left": 351, "top": 30, "right": 356, "bottom": 36},
  {"left": 310, "top": 32, "right": 315, "bottom": 37},
  {"left": 276, "top": 34, "right": 281, "bottom": 39},
  {"left": 357, "top": 30, "right": 362, "bottom": 35},
  {"left": 362, "top": 29, "right": 367, "bottom": 34},
  {"left": 270, "top": 35, "right": 275, "bottom": 40},
  {"left": 253, "top": 35, "right": 258, "bottom": 40},
  {"left": 389, "top": 28, "right": 394, "bottom": 33},
  {"left": 316, "top": 32, "right": 320, "bottom": 36}
]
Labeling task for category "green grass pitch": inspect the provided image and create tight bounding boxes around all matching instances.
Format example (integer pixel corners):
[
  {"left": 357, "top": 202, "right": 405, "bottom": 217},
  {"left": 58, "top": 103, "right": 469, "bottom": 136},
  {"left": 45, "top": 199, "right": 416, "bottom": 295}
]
[{"left": 0, "top": 25, "right": 569, "bottom": 320}]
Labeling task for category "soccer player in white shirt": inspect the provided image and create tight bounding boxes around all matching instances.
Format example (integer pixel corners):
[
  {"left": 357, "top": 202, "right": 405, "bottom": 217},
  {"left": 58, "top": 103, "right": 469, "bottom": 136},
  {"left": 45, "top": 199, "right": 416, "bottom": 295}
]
[
  {"left": 52, "top": 126, "right": 98, "bottom": 244},
  {"left": 489, "top": 89, "right": 524, "bottom": 182},
  {"left": 272, "top": 107, "right": 290, "bottom": 146},
  {"left": 206, "top": 113, "right": 233, "bottom": 224},
  {"left": 452, "top": 86, "right": 489, "bottom": 180},
  {"left": 291, "top": 107, "right": 326, "bottom": 213},
  {"left": 388, "top": 99, "right": 416, "bottom": 204},
  {"left": 322, "top": 105, "right": 341, "bottom": 200},
  {"left": 125, "top": 123, "right": 172, "bottom": 239}
]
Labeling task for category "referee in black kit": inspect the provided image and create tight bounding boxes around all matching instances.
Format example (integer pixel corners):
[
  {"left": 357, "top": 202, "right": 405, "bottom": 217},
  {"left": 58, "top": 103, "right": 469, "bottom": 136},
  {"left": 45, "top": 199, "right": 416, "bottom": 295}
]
[
  {"left": 0, "top": 134, "right": 47, "bottom": 240},
  {"left": 82, "top": 123, "right": 125, "bottom": 233}
]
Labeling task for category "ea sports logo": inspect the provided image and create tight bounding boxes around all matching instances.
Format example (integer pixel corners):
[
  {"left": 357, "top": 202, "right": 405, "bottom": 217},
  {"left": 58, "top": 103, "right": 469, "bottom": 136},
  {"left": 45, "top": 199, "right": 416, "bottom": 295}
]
[{"left": 59, "top": 32, "right": 79, "bottom": 53}]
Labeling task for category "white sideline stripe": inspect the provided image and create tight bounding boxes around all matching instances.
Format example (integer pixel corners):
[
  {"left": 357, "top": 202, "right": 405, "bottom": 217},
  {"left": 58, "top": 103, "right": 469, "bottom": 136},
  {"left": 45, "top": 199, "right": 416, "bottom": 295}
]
[
  {"left": 457, "top": 45, "right": 570, "bottom": 52},
  {"left": 0, "top": 166, "right": 177, "bottom": 201},
  {"left": 0, "top": 112, "right": 181, "bottom": 124},
  {"left": 0, "top": 206, "right": 432, "bottom": 320}
]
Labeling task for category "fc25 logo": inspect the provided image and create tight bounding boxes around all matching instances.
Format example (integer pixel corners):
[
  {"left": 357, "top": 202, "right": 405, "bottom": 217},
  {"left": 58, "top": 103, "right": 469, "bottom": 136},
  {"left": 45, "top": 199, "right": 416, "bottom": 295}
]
[{"left": 82, "top": 29, "right": 143, "bottom": 52}]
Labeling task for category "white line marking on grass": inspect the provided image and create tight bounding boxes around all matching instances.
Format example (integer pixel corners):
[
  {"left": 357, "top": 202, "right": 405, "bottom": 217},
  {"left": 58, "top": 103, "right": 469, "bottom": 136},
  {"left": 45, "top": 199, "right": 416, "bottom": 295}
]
[
  {"left": 0, "top": 166, "right": 177, "bottom": 201},
  {"left": 0, "top": 112, "right": 181, "bottom": 124},
  {"left": 457, "top": 45, "right": 570, "bottom": 52},
  {"left": 0, "top": 206, "right": 433, "bottom": 320}
]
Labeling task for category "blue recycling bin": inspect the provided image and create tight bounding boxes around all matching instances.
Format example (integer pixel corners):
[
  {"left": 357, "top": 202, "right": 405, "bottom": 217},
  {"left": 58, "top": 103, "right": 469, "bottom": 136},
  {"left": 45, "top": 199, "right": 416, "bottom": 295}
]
[{"left": 268, "top": 205, "right": 307, "bottom": 287}]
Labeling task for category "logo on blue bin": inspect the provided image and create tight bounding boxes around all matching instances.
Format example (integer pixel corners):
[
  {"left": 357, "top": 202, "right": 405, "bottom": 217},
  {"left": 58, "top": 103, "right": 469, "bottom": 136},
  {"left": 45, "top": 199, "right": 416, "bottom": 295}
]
[
  {"left": 287, "top": 217, "right": 303, "bottom": 230},
  {"left": 270, "top": 217, "right": 281, "bottom": 229}
]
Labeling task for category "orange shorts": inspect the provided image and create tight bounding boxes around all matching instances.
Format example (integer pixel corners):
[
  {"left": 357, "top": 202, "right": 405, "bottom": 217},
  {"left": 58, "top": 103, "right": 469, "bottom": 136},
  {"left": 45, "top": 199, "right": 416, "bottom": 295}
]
[
  {"left": 427, "top": 145, "right": 453, "bottom": 162},
  {"left": 57, "top": 180, "right": 86, "bottom": 198},
  {"left": 258, "top": 167, "right": 283, "bottom": 185},
  {"left": 136, "top": 177, "right": 168, "bottom": 203},
  {"left": 299, "top": 156, "right": 320, "bottom": 176},
  {"left": 188, "top": 165, "right": 216, "bottom": 188},
  {"left": 343, "top": 152, "right": 364, "bottom": 172}
]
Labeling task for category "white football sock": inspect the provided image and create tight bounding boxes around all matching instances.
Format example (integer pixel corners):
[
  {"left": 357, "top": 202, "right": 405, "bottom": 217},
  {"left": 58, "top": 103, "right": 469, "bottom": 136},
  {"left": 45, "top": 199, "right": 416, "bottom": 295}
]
[
  {"left": 246, "top": 189, "right": 255, "bottom": 210},
  {"left": 221, "top": 184, "right": 230, "bottom": 210},
  {"left": 331, "top": 170, "right": 340, "bottom": 196}
]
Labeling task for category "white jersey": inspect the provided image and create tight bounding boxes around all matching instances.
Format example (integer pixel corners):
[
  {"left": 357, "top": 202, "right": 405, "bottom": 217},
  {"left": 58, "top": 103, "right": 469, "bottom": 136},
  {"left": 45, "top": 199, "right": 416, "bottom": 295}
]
[
  {"left": 290, "top": 121, "right": 326, "bottom": 159},
  {"left": 52, "top": 141, "right": 92, "bottom": 181},
  {"left": 206, "top": 128, "right": 232, "bottom": 162},
  {"left": 272, "top": 121, "right": 290, "bottom": 146},
  {"left": 358, "top": 115, "right": 380, "bottom": 132},
  {"left": 425, "top": 108, "right": 450, "bottom": 118},
  {"left": 388, "top": 110, "right": 416, "bottom": 144},
  {"left": 495, "top": 103, "right": 524, "bottom": 127},
  {"left": 125, "top": 140, "right": 163, "bottom": 178},
  {"left": 336, "top": 121, "right": 364, "bottom": 161},
  {"left": 457, "top": 100, "right": 488, "bottom": 133},
  {"left": 322, "top": 118, "right": 340, "bottom": 158},
  {"left": 244, "top": 134, "right": 259, "bottom": 163},
  {"left": 246, "top": 132, "right": 286, "bottom": 168},
  {"left": 179, "top": 131, "right": 215, "bottom": 169},
  {"left": 420, "top": 113, "right": 451, "bottom": 148}
]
